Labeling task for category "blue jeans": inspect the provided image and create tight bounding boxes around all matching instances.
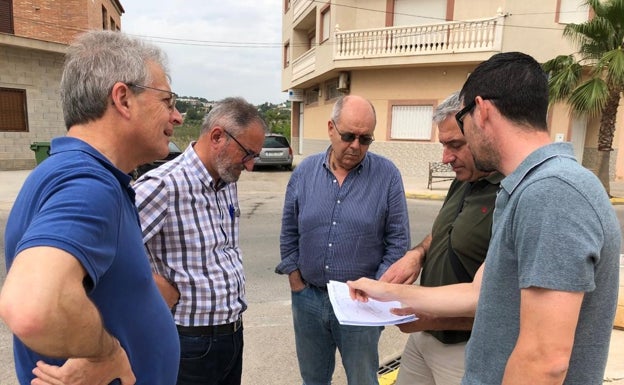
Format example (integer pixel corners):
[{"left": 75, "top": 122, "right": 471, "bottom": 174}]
[
  {"left": 291, "top": 285, "right": 382, "bottom": 385},
  {"left": 176, "top": 327, "right": 244, "bottom": 385}
]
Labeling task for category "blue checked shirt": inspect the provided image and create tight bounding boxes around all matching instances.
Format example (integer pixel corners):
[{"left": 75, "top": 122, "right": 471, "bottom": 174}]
[
  {"left": 134, "top": 143, "right": 246, "bottom": 327},
  {"left": 277, "top": 148, "right": 410, "bottom": 286}
]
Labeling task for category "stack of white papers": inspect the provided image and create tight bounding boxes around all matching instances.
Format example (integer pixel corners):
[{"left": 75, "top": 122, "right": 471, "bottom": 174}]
[{"left": 327, "top": 280, "right": 417, "bottom": 326}]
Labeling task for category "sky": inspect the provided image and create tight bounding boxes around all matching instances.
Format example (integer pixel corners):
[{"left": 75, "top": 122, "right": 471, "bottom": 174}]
[{"left": 121, "top": 0, "right": 287, "bottom": 105}]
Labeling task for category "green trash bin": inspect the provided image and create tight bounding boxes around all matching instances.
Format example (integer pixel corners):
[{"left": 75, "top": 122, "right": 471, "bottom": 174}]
[{"left": 30, "top": 142, "right": 51, "bottom": 165}]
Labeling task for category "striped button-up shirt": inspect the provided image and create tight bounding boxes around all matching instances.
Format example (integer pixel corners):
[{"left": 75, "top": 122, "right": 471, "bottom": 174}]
[
  {"left": 134, "top": 143, "right": 246, "bottom": 327},
  {"left": 277, "top": 148, "right": 410, "bottom": 286}
]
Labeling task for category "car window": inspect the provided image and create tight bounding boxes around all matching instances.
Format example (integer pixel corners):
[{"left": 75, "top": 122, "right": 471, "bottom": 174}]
[
  {"left": 263, "top": 136, "right": 289, "bottom": 148},
  {"left": 169, "top": 141, "right": 182, "bottom": 153}
]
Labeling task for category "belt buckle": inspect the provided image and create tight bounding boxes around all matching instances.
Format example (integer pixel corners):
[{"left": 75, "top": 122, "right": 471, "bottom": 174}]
[{"left": 232, "top": 318, "right": 242, "bottom": 332}]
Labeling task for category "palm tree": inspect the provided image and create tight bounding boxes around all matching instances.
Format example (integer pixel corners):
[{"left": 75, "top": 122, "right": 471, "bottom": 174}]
[{"left": 542, "top": 0, "right": 624, "bottom": 196}]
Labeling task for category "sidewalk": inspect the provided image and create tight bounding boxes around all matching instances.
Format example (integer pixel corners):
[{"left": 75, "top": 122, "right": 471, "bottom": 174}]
[{"left": 401, "top": 174, "right": 624, "bottom": 205}]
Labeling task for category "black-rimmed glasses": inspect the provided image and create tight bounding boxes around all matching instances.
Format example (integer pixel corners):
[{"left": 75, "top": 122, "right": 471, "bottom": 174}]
[
  {"left": 127, "top": 83, "right": 178, "bottom": 110},
  {"left": 331, "top": 120, "right": 375, "bottom": 145},
  {"left": 223, "top": 129, "right": 259, "bottom": 163},
  {"left": 455, "top": 97, "right": 498, "bottom": 135}
]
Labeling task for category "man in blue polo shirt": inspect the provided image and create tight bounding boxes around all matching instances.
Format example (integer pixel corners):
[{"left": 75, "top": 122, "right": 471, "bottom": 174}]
[{"left": 0, "top": 30, "right": 182, "bottom": 385}]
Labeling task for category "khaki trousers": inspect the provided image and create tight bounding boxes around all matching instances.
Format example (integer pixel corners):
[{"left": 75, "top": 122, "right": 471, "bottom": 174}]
[{"left": 395, "top": 331, "right": 466, "bottom": 385}]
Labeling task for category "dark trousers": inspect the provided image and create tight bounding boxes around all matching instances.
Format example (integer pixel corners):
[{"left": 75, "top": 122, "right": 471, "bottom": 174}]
[{"left": 176, "top": 327, "right": 244, "bottom": 385}]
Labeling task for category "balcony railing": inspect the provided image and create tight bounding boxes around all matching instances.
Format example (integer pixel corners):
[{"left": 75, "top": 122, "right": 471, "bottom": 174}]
[
  {"left": 293, "top": 0, "right": 313, "bottom": 21},
  {"left": 335, "top": 16, "right": 503, "bottom": 60},
  {"left": 292, "top": 47, "right": 316, "bottom": 80}
]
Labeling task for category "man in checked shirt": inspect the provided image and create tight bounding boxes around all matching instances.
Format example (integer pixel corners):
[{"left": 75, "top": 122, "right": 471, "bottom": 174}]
[{"left": 134, "top": 97, "right": 266, "bottom": 385}]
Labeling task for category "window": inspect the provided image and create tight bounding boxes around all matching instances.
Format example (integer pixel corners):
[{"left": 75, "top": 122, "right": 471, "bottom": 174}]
[
  {"left": 304, "top": 87, "right": 319, "bottom": 105},
  {"left": 325, "top": 78, "right": 341, "bottom": 101},
  {"left": 0, "top": 0, "right": 14, "bottom": 34},
  {"left": 557, "top": 0, "right": 590, "bottom": 24},
  {"left": 0, "top": 88, "right": 29, "bottom": 132},
  {"left": 284, "top": 0, "right": 291, "bottom": 13},
  {"left": 393, "top": 0, "right": 447, "bottom": 26},
  {"left": 284, "top": 41, "right": 290, "bottom": 68},
  {"left": 390, "top": 104, "right": 433, "bottom": 140},
  {"left": 102, "top": 6, "right": 108, "bottom": 30},
  {"left": 110, "top": 18, "right": 116, "bottom": 31},
  {"left": 320, "top": 4, "right": 331, "bottom": 43}
]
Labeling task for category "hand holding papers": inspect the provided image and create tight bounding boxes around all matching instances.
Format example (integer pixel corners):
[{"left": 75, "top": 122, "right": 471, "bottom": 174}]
[{"left": 327, "top": 280, "right": 417, "bottom": 326}]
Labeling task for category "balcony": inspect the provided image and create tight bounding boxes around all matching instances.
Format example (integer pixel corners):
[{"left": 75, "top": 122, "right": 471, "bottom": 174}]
[
  {"left": 292, "top": 47, "right": 316, "bottom": 81},
  {"left": 293, "top": 0, "right": 313, "bottom": 21},
  {"left": 334, "top": 16, "right": 503, "bottom": 60}
]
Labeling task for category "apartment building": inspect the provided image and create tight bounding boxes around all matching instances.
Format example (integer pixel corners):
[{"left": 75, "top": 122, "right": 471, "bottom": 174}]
[
  {"left": 0, "top": 0, "right": 124, "bottom": 170},
  {"left": 282, "top": 0, "right": 624, "bottom": 180}
]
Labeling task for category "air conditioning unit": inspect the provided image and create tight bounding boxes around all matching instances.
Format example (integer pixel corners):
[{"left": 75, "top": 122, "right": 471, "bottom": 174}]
[
  {"left": 337, "top": 72, "right": 349, "bottom": 91},
  {"left": 288, "top": 88, "right": 304, "bottom": 102}
]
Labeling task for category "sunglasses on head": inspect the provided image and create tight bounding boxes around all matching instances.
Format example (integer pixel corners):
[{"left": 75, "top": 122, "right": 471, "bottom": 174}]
[{"left": 331, "top": 120, "right": 375, "bottom": 145}]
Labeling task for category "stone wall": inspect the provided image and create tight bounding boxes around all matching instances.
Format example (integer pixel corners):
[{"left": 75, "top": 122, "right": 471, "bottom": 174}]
[{"left": 0, "top": 46, "right": 65, "bottom": 170}]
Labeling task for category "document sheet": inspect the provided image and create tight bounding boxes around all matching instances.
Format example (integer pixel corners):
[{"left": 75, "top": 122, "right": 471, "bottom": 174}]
[{"left": 327, "top": 280, "right": 417, "bottom": 326}]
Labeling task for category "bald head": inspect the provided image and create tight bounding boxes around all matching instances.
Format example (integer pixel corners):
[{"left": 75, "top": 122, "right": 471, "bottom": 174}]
[{"left": 331, "top": 95, "right": 376, "bottom": 127}]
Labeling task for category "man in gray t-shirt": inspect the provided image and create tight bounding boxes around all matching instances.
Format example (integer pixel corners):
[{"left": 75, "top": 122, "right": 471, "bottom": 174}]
[{"left": 348, "top": 52, "right": 620, "bottom": 385}]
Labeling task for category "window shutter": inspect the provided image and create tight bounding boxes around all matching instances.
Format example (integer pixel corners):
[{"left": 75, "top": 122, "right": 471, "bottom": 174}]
[
  {"left": 0, "top": 0, "right": 14, "bottom": 34},
  {"left": 0, "top": 88, "right": 29, "bottom": 132}
]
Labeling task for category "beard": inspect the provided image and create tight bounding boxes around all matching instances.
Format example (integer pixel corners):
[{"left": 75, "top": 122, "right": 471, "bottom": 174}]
[
  {"left": 474, "top": 156, "right": 498, "bottom": 173},
  {"left": 466, "top": 126, "right": 499, "bottom": 173},
  {"left": 472, "top": 139, "right": 499, "bottom": 173},
  {"left": 215, "top": 149, "right": 244, "bottom": 184}
]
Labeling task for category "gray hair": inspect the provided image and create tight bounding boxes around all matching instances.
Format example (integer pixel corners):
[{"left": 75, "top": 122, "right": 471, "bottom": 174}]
[
  {"left": 432, "top": 91, "right": 461, "bottom": 124},
  {"left": 61, "top": 30, "right": 170, "bottom": 129},
  {"left": 201, "top": 97, "right": 267, "bottom": 135},
  {"left": 330, "top": 95, "right": 377, "bottom": 126}
]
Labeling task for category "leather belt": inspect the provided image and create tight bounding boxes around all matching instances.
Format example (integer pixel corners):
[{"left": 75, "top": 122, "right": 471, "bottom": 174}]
[
  {"left": 309, "top": 284, "right": 327, "bottom": 291},
  {"left": 176, "top": 318, "right": 243, "bottom": 336}
]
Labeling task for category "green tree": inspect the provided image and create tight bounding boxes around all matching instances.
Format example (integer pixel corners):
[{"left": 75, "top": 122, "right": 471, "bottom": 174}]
[
  {"left": 185, "top": 107, "right": 204, "bottom": 121},
  {"left": 259, "top": 103, "right": 291, "bottom": 138},
  {"left": 542, "top": 0, "right": 624, "bottom": 195}
]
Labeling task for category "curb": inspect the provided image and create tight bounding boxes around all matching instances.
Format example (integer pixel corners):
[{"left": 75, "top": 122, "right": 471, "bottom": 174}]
[
  {"left": 405, "top": 192, "right": 446, "bottom": 201},
  {"left": 611, "top": 197, "right": 624, "bottom": 205}
]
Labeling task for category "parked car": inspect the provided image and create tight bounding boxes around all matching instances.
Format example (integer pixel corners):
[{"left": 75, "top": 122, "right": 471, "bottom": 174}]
[
  {"left": 132, "top": 141, "right": 183, "bottom": 180},
  {"left": 254, "top": 133, "right": 293, "bottom": 171}
]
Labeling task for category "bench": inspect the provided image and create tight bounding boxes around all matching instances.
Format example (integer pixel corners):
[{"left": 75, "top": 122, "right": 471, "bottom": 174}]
[{"left": 427, "top": 162, "right": 454, "bottom": 189}]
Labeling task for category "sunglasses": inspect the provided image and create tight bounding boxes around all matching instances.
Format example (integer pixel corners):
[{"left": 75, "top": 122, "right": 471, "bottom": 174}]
[
  {"left": 223, "top": 129, "right": 259, "bottom": 163},
  {"left": 331, "top": 120, "right": 374, "bottom": 145},
  {"left": 455, "top": 97, "right": 498, "bottom": 135}
]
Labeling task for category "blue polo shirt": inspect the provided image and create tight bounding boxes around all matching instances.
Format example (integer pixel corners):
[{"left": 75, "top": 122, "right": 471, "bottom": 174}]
[{"left": 4, "top": 137, "right": 179, "bottom": 384}]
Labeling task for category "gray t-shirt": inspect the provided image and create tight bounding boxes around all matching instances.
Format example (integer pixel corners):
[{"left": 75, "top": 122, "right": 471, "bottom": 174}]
[{"left": 463, "top": 142, "right": 621, "bottom": 385}]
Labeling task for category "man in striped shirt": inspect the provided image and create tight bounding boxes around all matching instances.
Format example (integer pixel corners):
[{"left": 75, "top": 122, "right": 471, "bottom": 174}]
[{"left": 134, "top": 97, "right": 266, "bottom": 385}]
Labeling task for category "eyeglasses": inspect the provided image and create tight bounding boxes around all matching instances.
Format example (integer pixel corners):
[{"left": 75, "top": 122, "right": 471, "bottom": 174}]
[
  {"left": 455, "top": 97, "right": 497, "bottom": 135},
  {"left": 223, "top": 129, "right": 259, "bottom": 163},
  {"left": 331, "top": 120, "right": 374, "bottom": 145},
  {"left": 126, "top": 83, "right": 178, "bottom": 110}
]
